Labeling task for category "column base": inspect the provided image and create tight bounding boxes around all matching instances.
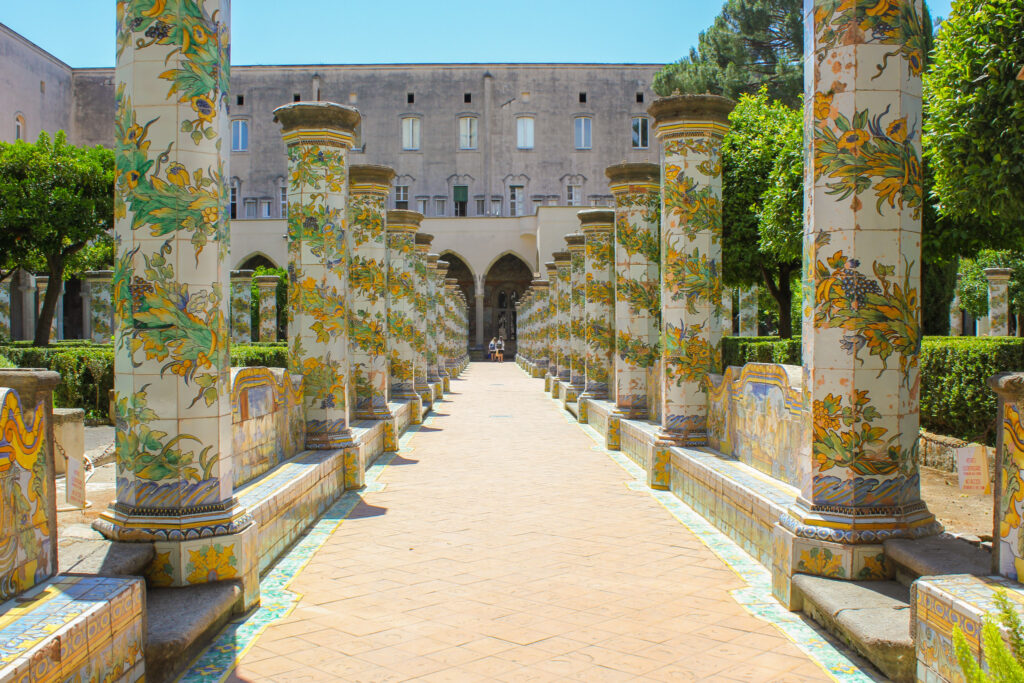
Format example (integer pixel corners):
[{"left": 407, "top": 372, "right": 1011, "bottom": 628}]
[
  {"left": 443, "top": 375, "right": 451, "bottom": 393},
  {"left": 305, "top": 419, "right": 359, "bottom": 450},
  {"left": 354, "top": 399, "right": 394, "bottom": 423}
]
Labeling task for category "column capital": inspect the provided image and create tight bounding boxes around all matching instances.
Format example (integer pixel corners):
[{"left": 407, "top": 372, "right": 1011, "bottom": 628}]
[
  {"left": 565, "top": 233, "right": 586, "bottom": 249},
  {"left": 349, "top": 164, "right": 395, "bottom": 192},
  {"left": 83, "top": 270, "right": 114, "bottom": 282},
  {"left": 605, "top": 162, "right": 660, "bottom": 191},
  {"left": 415, "top": 232, "right": 434, "bottom": 248},
  {"left": 577, "top": 209, "right": 614, "bottom": 232},
  {"left": 386, "top": 209, "right": 423, "bottom": 232},
  {"left": 989, "top": 372, "right": 1024, "bottom": 401},
  {"left": 230, "top": 269, "right": 255, "bottom": 282},
  {"left": 648, "top": 93, "right": 734, "bottom": 130},
  {"left": 552, "top": 251, "right": 571, "bottom": 266},
  {"left": 255, "top": 274, "right": 280, "bottom": 288},
  {"left": 985, "top": 267, "right": 1013, "bottom": 283},
  {"left": 272, "top": 102, "right": 360, "bottom": 148}
]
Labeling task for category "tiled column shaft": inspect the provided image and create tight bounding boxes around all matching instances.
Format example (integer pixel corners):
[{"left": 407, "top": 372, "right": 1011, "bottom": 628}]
[
  {"left": 348, "top": 165, "right": 395, "bottom": 419},
  {"left": 949, "top": 274, "right": 962, "bottom": 336},
  {"left": 425, "top": 254, "right": 441, "bottom": 382},
  {"left": 531, "top": 280, "right": 550, "bottom": 371},
  {"left": 739, "top": 286, "right": 758, "bottom": 337},
  {"left": 650, "top": 95, "right": 731, "bottom": 446},
  {"left": 275, "top": 102, "right": 360, "bottom": 449},
  {"left": 579, "top": 209, "right": 616, "bottom": 400},
  {"left": 566, "top": 233, "right": 587, "bottom": 391},
  {"left": 445, "top": 279, "right": 459, "bottom": 370},
  {"left": 608, "top": 162, "right": 661, "bottom": 418},
  {"left": 0, "top": 278, "right": 9, "bottom": 340},
  {"left": 230, "top": 270, "right": 253, "bottom": 344},
  {"left": 986, "top": 268, "right": 1011, "bottom": 337},
  {"left": 35, "top": 276, "right": 61, "bottom": 341},
  {"left": 774, "top": 0, "right": 938, "bottom": 604},
  {"left": 435, "top": 261, "right": 450, "bottom": 378},
  {"left": 255, "top": 275, "right": 279, "bottom": 342},
  {"left": 413, "top": 233, "right": 434, "bottom": 400},
  {"left": 102, "top": 1, "right": 258, "bottom": 610},
  {"left": 554, "top": 252, "right": 572, "bottom": 381},
  {"left": 544, "top": 262, "right": 559, "bottom": 377},
  {"left": 385, "top": 210, "right": 422, "bottom": 400},
  {"left": 722, "top": 288, "right": 733, "bottom": 337},
  {"left": 84, "top": 270, "right": 114, "bottom": 344},
  {"left": 990, "top": 373, "right": 1024, "bottom": 579}
]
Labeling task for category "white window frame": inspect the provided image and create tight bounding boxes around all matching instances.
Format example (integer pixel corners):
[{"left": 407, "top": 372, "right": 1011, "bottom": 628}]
[
  {"left": 260, "top": 199, "right": 272, "bottom": 218},
  {"left": 509, "top": 186, "right": 524, "bottom": 217},
  {"left": 417, "top": 198, "right": 429, "bottom": 215},
  {"left": 458, "top": 116, "right": 478, "bottom": 150},
  {"left": 231, "top": 119, "right": 249, "bottom": 152},
  {"left": 230, "top": 181, "right": 239, "bottom": 218},
  {"left": 516, "top": 117, "right": 534, "bottom": 149},
  {"left": 279, "top": 182, "right": 287, "bottom": 217},
  {"left": 574, "top": 117, "right": 592, "bottom": 150},
  {"left": 566, "top": 185, "right": 580, "bottom": 206},
  {"left": 434, "top": 198, "right": 446, "bottom": 216},
  {"left": 395, "top": 185, "right": 409, "bottom": 209},
  {"left": 401, "top": 117, "right": 421, "bottom": 151},
  {"left": 243, "top": 198, "right": 257, "bottom": 218},
  {"left": 631, "top": 116, "right": 649, "bottom": 149},
  {"left": 490, "top": 198, "right": 502, "bottom": 216},
  {"left": 475, "top": 198, "right": 486, "bottom": 216}
]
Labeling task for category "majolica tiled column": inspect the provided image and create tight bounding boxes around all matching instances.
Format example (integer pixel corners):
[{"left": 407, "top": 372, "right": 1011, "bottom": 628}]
[
  {"left": 531, "top": 279, "right": 550, "bottom": 378},
  {"left": 348, "top": 165, "right": 395, "bottom": 420},
  {"left": 445, "top": 278, "right": 459, "bottom": 373},
  {"left": 989, "top": 373, "right": 1024, "bottom": 579},
  {"left": 385, "top": 210, "right": 425, "bottom": 417},
  {"left": 425, "top": 254, "right": 442, "bottom": 386},
  {"left": 102, "top": 0, "right": 258, "bottom": 608},
  {"left": 0, "top": 278, "right": 9, "bottom": 341},
  {"left": 544, "top": 262, "right": 559, "bottom": 386},
  {"left": 435, "top": 260, "right": 450, "bottom": 389},
  {"left": 608, "top": 162, "right": 661, "bottom": 419},
  {"left": 275, "top": 102, "right": 360, "bottom": 450},
  {"left": 986, "top": 268, "right": 1012, "bottom": 337},
  {"left": 579, "top": 209, "right": 616, "bottom": 406},
  {"left": 554, "top": 251, "right": 572, "bottom": 383},
  {"left": 566, "top": 234, "right": 587, "bottom": 399},
  {"left": 413, "top": 233, "right": 434, "bottom": 404},
  {"left": 739, "top": 285, "right": 758, "bottom": 336},
  {"left": 84, "top": 270, "right": 114, "bottom": 344},
  {"left": 255, "top": 275, "right": 279, "bottom": 342},
  {"left": 773, "top": 0, "right": 939, "bottom": 607},
  {"left": 230, "top": 269, "right": 253, "bottom": 344},
  {"left": 649, "top": 95, "right": 731, "bottom": 455},
  {"left": 35, "top": 276, "right": 61, "bottom": 341},
  {"left": 722, "top": 288, "right": 733, "bottom": 337},
  {"left": 949, "top": 274, "right": 962, "bottom": 336}
]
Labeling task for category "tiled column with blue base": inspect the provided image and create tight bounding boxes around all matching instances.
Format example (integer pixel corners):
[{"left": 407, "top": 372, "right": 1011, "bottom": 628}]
[
  {"left": 554, "top": 251, "right": 572, "bottom": 387},
  {"left": 84, "top": 270, "right": 114, "bottom": 344},
  {"left": 100, "top": 0, "right": 257, "bottom": 609},
  {"left": 275, "top": 102, "right": 360, "bottom": 456},
  {"left": 544, "top": 261, "right": 559, "bottom": 391},
  {"left": 985, "top": 268, "right": 1011, "bottom": 337},
  {"left": 739, "top": 286, "right": 758, "bottom": 336},
  {"left": 386, "top": 210, "right": 425, "bottom": 423},
  {"left": 565, "top": 233, "right": 587, "bottom": 403},
  {"left": 348, "top": 165, "right": 395, "bottom": 421},
  {"left": 425, "top": 254, "right": 443, "bottom": 397},
  {"left": 607, "top": 162, "right": 661, "bottom": 422},
  {"left": 578, "top": 209, "right": 616, "bottom": 425},
  {"left": 256, "top": 275, "right": 279, "bottom": 342},
  {"left": 230, "top": 269, "right": 253, "bottom": 344},
  {"left": 434, "top": 260, "right": 451, "bottom": 391},
  {"left": 772, "top": 0, "right": 939, "bottom": 609},
  {"left": 413, "top": 233, "right": 434, "bottom": 407},
  {"left": 649, "top": 95, "right": 731, "bottom": 470},
  {"left": 529, "top": 280, "right": 550, "bottom": 380}
]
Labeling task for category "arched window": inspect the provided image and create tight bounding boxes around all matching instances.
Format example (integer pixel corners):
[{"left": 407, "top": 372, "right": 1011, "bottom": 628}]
[{"left": 14, "top": 115, "right": 25, "bottom": 141}]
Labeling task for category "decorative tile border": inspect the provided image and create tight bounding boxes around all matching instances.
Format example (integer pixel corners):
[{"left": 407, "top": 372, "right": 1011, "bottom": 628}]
[
  {"left": 177, "top": 415, "right": 433, "bottom": 683},
  {"left": 560, "top": 403, "right": 881, "bottom": 683}
]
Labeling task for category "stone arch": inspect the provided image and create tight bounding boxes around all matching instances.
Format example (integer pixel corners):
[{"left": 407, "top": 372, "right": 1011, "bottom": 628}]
[
  {"left": 483, "top": 252, "right": 532, "bottom": 355},
  {"left": 237, "top": 252, "right": 279, "bottom": 270}
]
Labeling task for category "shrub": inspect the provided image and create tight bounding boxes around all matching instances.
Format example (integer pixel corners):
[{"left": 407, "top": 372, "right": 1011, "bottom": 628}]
[
  {"left": 722, "top": 336, "right": 801, "bottom": 368},
  {"left": 230, "top": 343, "right": 287, "bottom": 369},
  {"left": 0, "top": 354, "right": 13, "bottom": 369},
  {"left": 954, "top": 590, "right": 1024, "bottom": 682},
  {"left": 0, "top": 344, "right": 113, "bottom": 421}
]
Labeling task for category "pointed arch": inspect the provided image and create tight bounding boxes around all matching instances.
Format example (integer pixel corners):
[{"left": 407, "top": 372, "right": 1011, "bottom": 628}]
[{"left": 236, "top": 251, "right": 280, "bottom": 270}]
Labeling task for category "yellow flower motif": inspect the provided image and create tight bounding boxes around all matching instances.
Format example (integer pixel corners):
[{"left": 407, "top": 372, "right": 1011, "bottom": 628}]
[
  {"left": 664, "top": 165, "right": 681, "bottom": 183},
  {"left": 192, "top": 25, "right": 208, "bottom": 44},
  {"left": 813, "top": 399, "right": 841, "bottom": 431},
  {"left": 191, "top": 95, "right": 215, "bottom": 124},
  {"left": 143, "top": 0, "right": 166, "bottom": 18},
  {"left": 813, "top": 92, "right": 833, "bottom": 120},
  {"left": 124, "top": 123, "right": 144, "bottom": 146},
  {"left": 201, "top": 206, "right": 219, "bottom": 224},
  {"left": 186, "top": 544, "right": 237, "bottom": 584},
  {"left": 125, "top": 170, "right": 141, "bottom": 189},
  {"left": 166, "top": 163, "right": 190, "bottom": 187},
  {"left": 885, "top": 117, "right": 908, "bottom": 143},
  {"left": 837, "top": 129, "right": 870, "bottom": 152}
]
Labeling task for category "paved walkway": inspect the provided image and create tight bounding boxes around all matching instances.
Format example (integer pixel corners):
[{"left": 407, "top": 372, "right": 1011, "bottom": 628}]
[{"left": 223, "top": 363, "right": 840, "bottom": 682}]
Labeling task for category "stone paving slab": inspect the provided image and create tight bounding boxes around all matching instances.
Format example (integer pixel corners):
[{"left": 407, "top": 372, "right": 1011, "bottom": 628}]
[{"left": 185, "top": 363, "right": 874, "bottom": 682}]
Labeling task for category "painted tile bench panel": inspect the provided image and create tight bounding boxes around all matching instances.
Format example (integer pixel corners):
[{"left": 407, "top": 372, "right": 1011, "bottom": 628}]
[{"left": 231, "top": 367, "right": 305, "bottom": 488}]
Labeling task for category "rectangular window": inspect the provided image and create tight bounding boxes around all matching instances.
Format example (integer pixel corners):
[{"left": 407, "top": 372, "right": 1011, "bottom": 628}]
[
  {"left": 578, "top": 92, "right": 587, "bottom": 104},
  {"left": 464, "top": 93, "right": 472, "bottom": 103},
  {"left": 566, "top": 185, "right": 579, "bottom": 206},
  {"left": 475, "top": 198, "right": 486, "bottom": 215},
  {"left": 236, "top": 94, "right": 244, "bottom": 106},
  {"left": 434, "top": 198, "right": 446, "bottom": 216},
  {"left": 407, "top": 92, "right": 414, "bottom": 104},
  {"left": 417, "top": 198, "right": 428, "bottom": 215},
  {"left": 574, "top": 117, "right": 591, "bottom": 150},
  {"left": 401, "top": 117, "right": 420, "bottom": 151},
  {"left": 280, "top": 185, "right": 287, "bottom": 216},
  {"left": 516, "top": 117, "right": 534, "bottom": 149},
  {"left": 231, "top": 119, "right": 248, "bottom": 151},
  {"left": 458, "top": 117, "right": 477, "bottom": 149},
  {"left": 260, "top": 200, "right": 271, "bottom": 218},
  {"left": 244, "top": 198, "right": 257, "bottom": 218},
  {"left": 453, "top": 185, "right": 468, "bottom": 216},
  {"left": 631, "top": 116, "right": 649, "bottom": 149},
  {"left": 490, "top": 198, "right": 502, "bottom": 216},
  {"left": 395, "top": 185, "right": 409, "bottom": 210},
  {"left": 509, "top": 186, "right": 524, "bottom": 217},
  {"left": 230, "top": 185, "right": 238, "bottom": 219}
]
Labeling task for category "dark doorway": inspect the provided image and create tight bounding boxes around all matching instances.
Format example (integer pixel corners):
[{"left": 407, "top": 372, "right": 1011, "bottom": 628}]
[{"left": 484, "top": 254, "right": 531, "bottom": 357}]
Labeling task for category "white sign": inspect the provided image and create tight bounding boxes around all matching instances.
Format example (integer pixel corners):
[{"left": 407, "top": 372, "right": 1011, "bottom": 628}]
[
  {"left": 956, "top": 445, "right": 991, "bottom": 495},
  {"left": 65, "top": 452, "right": 87, "bottom": 509}
]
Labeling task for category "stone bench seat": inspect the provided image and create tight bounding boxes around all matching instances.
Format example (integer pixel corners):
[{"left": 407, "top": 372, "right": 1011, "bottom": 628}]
[{"left": 0, "top": 574, "right": 144, "bottom": 683}]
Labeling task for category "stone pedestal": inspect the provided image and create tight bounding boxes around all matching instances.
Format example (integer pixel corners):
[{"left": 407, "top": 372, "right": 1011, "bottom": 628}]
[
  {"left": 386, "top": 210, "right": 425, "bottom": 418},
  {"left": 579, "top": 209, "right": 616, "bottom": 404},
  {"left": 255, "top": 275, "right": 280, "bottom": 342},
  {"left": 275, "top": 102, "right": 360, "bottom": 452},
  {"left": 772, "top": 0, "right": 938, "bottom": 609},
  {"left": 985, "top": 267, "right": 1012, "bottom": 337},
  {"left": 230, "top": 270, "right": 254, "bottom": 344},
  {"left": 349, "top": 165, "right": 395, "bottom": 419},
  {"left": 83, "top": 270, "right": 113, "bottom": 344},
  {"left": 607, "top": 162, "right": 660, "bottom": 419},
  {"left": 649, "top": 94, "right": 732, "bottom": 452},
  {"left": 739, "top": 286, "right": 758, "bottom": 337},
  {"left": 101, "top": 0, "right": 258, "bottom": 609}
]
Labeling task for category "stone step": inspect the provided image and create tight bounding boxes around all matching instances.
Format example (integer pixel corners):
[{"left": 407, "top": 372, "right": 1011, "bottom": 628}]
[
  {"left": 794, "top": 574, "right": 913, "bottom": 682},
  {"left": 58, "top": 537, "right": 154, "bottom": 576},
  {"left": 145, "top": 581, "right": 242, "bottom": 683},
  {"left": 883, "top": 535, "right": 991, "bottom": 587}
]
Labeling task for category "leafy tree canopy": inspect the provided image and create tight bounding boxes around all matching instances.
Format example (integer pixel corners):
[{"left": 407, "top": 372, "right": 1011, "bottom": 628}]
[
  {"left": 652, "top": 0, "right": 803, "bottom": 107},
  {"left": 0, "top": 131, "right": 114, "bottom": 345},
  {"left": 925, "top": 0, "right": 1024, "bottom": 241}
]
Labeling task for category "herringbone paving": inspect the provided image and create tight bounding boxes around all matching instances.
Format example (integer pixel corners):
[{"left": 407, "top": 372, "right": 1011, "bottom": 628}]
[{"left": 223, "top": 363, "right": 844, "bottom": 682}]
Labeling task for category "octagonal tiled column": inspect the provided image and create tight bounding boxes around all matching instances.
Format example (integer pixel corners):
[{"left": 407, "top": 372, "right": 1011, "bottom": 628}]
[
  {"left": 385, "top": 210, "right": 425, "bottom": 419},
  {"left": 607, "top": 162, "right": 661, "bottom": 419},
  {"left": 435, "top": 259, "right": 450, "bottom": 389},
  {"left": 413, "top": 233, "right": 434, "bottom": 405},
  {"left": 530, "top": 279, "right": 550, "bottom": 378},
  {"left": 579, "top": 209, "right": 616, "bottom": 404},
  {"left": 275, "top": 102, "right": 360, "bottom": 451},
  {"left": 348, "top": 165, "right": 395, "bottom": 419},
  {"left": 84, "top": 270, "right": 114, "bottom": 344},
  {"left": 986, "top": 268, "right": 1012, "bottom": 337},
  {"left": 565, "top": 233, "right": 587, "bottom": 399},
  {"left": 425, "top": 254, "right": 442, "bottom": 384},
  {"left": 230, "top": 269, "right": 253, "bottom": 344},
  {"left": 553, "top": 251, "right": 572, "bottom": 383},
  {"left": 739, "top": 286, "right": 758, "bottom": 337},
  {"left": 722, "top": 288, "right": 733, "bottom": 337},
  {"left": 255, "top": 275, "right": 280, "bottom": 342},
  {"left": 773, "top": 0, "right": 939, "bottom": 607}
]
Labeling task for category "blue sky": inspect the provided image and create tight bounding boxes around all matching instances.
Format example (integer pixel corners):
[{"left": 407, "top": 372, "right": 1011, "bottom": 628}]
[{"left": 4, "top": 0, "right": 955, "bottom": 68}]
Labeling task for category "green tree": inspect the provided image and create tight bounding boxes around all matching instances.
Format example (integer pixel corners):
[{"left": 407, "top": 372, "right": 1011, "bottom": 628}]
[
  {"left": 0, "top": 131, "right": 114, "bottom": 346},
  {"left": 652, "top": 0, "right": 803, "bottom": 107},
  {"left": 925, "top": 0, "right": 1024, "bottom": 242},
  {"left": 722, "top": 90, "right": 803, "bottom": 337}
]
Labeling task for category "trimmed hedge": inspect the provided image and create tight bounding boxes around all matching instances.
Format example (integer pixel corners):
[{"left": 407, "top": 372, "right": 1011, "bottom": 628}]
[
  {"left": 0, "top": 354, "right": 13, "bottom": 369},
  {"left": 722, "top": 336, "right": 801, "bottom": 368},
  {"left": 231, "top": 343, "right": 287, "bottom": 369}
]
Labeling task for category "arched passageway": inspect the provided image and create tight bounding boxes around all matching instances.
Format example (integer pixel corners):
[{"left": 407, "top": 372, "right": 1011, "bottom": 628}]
[{"left": 483, "top": 253, "right": 532, "bottom": 357}]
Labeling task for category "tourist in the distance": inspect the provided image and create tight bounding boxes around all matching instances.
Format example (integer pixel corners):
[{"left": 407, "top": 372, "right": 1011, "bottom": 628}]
[
  {"left": 488, "top": 337, "right": 497, "bottom": 361},
  {"left": 495, "top": 338, "right": 505, "bottom": 362}
]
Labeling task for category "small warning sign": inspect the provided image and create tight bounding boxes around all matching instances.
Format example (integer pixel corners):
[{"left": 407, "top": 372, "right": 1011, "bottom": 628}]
[
  {"left": 66, "top": 452, "right": 87, "bottom": 509},
  {"left": 956, "top": 445, "right": 991, "bottom": 495}
]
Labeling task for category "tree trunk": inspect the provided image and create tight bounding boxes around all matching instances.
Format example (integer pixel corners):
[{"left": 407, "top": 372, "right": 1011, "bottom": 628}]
[
  {"left": 757, "top": 262, "right": 796, "bottom": 339},
  {"left": 34, "top": 260, "right": 63, "bottom": 347}
]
